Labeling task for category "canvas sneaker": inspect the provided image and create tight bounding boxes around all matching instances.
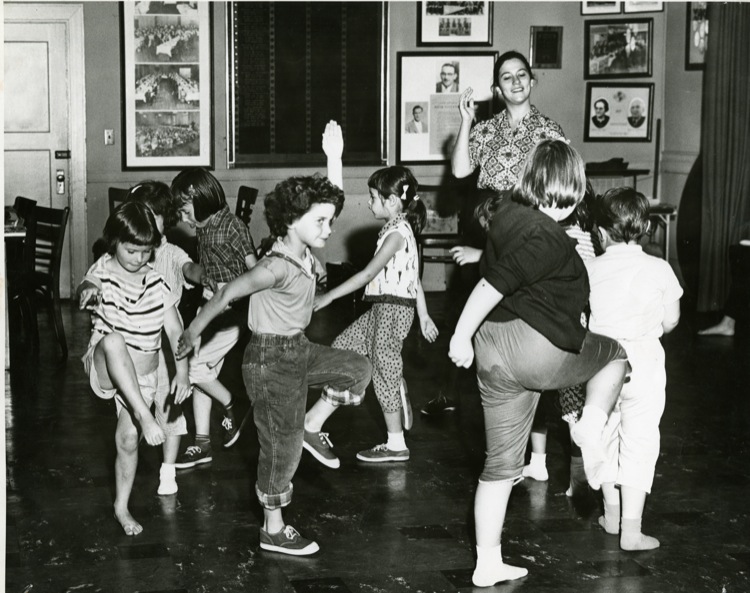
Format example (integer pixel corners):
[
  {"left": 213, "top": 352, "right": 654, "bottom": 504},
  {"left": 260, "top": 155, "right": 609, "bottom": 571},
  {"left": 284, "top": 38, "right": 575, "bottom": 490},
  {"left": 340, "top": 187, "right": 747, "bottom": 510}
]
[
  {"left": 174, "top": 445, "right": 213, "bottom": 469},
  {"left": 420, "top": 394, "right": 457, "bottom": 416},
  {"left": 222, "top": 409, "right": 250, "bottom": 448},
  {"left": 356, "top": 443, "right": 410, "bottom": 463},
  {"left": 259, "top": 525, "right": 320, "bottom": 556},
  {"left": 303, "top": 430, "right": 340, "bottom": 469},
  {"left": 399, "top": 379, "right": 413, "bottom": 430}
]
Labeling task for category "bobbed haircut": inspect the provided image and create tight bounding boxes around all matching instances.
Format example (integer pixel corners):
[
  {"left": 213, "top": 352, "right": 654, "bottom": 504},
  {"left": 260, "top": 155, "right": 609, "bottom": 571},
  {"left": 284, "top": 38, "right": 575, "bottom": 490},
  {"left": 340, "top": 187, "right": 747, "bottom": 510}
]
[
  {"left": 560, "top": 178, "right": 598, "bottom": 232},
  {"left": 170, "top": 167, "right": 226, "bottom": 223},
  {"left": 368, "top": 165, "right": 427, "bottom": 235},
  {"left": 511, "top": 139, "right": 586, "bottom": 210},
  {"left": 102, "top": 201, "right": 161, "bottom": 256},
  {"left": 493, "top": 50, "right": 534, "bottom": 87},
  {"left": 595, "top": 187, "right": 650, "bottom": 243},
  {"left": 264, "top": 174, "right": 345, "bottom": 237},
  {"left": 128, "top": 180, "right": 179, "bottom": 229}
]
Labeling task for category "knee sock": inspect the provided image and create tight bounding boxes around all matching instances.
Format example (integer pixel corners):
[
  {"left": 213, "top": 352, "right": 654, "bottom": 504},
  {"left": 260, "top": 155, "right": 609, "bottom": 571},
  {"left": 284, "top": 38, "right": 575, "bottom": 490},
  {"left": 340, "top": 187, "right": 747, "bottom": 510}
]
[
  {"left": 223, "top": 400, "right": 236, "bottom": 421},
  {"left": 620, "top": 517, "right": 660, "bottom": 551},
  {"left": 472, "top": 545, "right": 528, "bottom": 586},
  {"left": 523, "top": 452, "right": 549, "bottom": 480},
  {"left": 387, "top": 431, "right": 407, "bottom": 451},
  {"left": 598, "top": 501, "right": 621, "bottom": 534},
  {"left": 195, "top": 433, "right": 211, "bottom": 452}
]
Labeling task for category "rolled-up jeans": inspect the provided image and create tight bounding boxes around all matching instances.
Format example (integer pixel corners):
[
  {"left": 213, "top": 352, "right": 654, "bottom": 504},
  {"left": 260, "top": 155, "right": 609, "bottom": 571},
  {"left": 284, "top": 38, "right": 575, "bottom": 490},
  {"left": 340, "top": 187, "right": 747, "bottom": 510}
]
[
  {"left": 242, "top": 332, "right": 372, "bottom": 510},
  {"left": 474, "top": 318, "right": 627, "bottom": 482}
]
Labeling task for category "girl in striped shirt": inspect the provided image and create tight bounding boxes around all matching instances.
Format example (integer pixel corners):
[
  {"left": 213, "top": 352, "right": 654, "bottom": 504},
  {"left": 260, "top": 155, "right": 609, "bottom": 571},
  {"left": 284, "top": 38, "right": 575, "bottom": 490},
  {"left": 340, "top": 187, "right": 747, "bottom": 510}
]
[{"left": 79, "top": 202, "right": 190, "bottom": 536}]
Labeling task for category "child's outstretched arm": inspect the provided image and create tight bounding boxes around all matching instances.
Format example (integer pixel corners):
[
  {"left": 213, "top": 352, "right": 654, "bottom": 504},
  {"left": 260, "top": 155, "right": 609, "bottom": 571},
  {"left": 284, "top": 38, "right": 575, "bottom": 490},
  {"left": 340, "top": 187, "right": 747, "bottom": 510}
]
[
  {"left": 182, "top": 261, "right": 218, "bottom": 293},
  {"left": 77, "top": 278, "right": 101, "bottom": 310},
  {"left": 162, "top": 304, "right": 191, "bottom": 404},
  {"left": 450, "top": 245, "right": 483, "bottom": 266},
  {"left": 322, "top": 120, "right": 344, "bottom": 190},
  {"left": 313, "top": 232, "right": 405, "bottom": 311},
  {"left": 176, "top": 264, "right": 276, "bottom": 358},
  {"left": 416, "top": 281, "right": 438, "bottom": 343},
  {"left": 449, "top": 278, "right": 503, "bottom": 368}
]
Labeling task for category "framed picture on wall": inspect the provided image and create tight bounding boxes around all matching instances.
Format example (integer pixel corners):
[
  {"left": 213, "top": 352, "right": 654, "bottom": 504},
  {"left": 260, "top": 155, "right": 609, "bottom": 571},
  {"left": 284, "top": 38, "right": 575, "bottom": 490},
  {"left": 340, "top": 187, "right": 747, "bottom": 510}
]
[
  {"left": 530, "top": 26, "right": 563, "bottom": 69},
  {"left": 121, "top": 2, "right": 213, "bottom": 170},
  {"left": 623, "top": 1, "right": 663, "bottom": 13},
  {"left": 397, "top": 52, "right": 497, "bottom": 163},
  {"left": 584, "top": 82, "right": 654, "bottom": 142},
  {"left": 581, "top": 1, "right": 622, "bottom": 15},
  {"left": 417, "top": 1, "right": 493, "bottom": 46},
  {"left": 584, "top": 18, "right": 653, "bottom": 79},
  {"left": 685, "top": 2, "right": 708, "bottom": 70}
]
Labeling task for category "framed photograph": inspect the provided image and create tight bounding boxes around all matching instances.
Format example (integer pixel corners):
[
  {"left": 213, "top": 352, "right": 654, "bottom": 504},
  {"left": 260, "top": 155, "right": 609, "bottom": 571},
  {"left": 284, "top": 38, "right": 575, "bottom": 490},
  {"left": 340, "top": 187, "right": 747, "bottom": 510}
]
[
  {"left": 585, "top": 18, "right": 653, "bottom": 79},
  {"left": 623, "top": 1, "right": 663, "bottom": 13},
  {"left": 685, "top": 2, "right": 708, "bottom": 70},
  {"left": 584, "top": 82, "right": 654, "bottom": 142},
  {"left": 121, "top": 2, "right": 213, "bottom": 170},
  {"left": 397, "top": 52, "right": 497, "bottom": 164},
  {"left": 581, "top": 1, "right": 622, "bottom": 15},
  {"left": 530, "top": 26, "right": 563, "bottom": 69},
  {"left": 417, "top": 1, "right": 493, "bottom": 46}
]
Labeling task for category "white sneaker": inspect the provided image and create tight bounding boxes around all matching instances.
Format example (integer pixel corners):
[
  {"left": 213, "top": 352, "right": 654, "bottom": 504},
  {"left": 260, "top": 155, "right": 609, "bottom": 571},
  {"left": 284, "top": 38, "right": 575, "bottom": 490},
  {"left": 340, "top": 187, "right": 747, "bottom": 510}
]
[{"left": 158, "top": 464, "right": 178, "bottom": 496}]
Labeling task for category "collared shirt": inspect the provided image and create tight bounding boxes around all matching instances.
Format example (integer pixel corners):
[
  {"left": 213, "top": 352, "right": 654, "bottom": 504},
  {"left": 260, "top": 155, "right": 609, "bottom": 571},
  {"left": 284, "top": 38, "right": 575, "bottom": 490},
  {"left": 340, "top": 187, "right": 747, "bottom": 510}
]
[
  {"left": 469, "top": 105, "right": 566, "bottom": 192},
  {"left": 196, "top": 205, "right": 256, "bottom": 283}
]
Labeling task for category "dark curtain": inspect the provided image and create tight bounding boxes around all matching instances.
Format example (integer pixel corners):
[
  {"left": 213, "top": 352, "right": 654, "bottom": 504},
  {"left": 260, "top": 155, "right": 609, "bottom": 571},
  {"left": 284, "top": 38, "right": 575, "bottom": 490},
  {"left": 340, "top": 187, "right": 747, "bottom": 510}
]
[{"left": 697, "top": 3, "right": 750, "bottom": 311}]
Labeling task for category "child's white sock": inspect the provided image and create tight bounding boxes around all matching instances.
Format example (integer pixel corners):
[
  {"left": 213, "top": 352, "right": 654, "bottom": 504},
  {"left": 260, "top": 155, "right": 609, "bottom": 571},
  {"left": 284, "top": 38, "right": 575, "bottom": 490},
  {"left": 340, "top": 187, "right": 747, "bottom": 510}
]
[
  {"left": 386, "top": 431, "right": 407, "bottom": 451},
  {"left": 620, "top": 517, "right": 660, "bottom": 551},
  {"left": 472, "top": 545, "right": 528, "bottom": 587},
  {"left": 158, "top": 462, "right": 178, "bottom": 496},
  {"left": 598, "top": 501, "right": 621, "bottom": 534},
  {"left": 522, "top": 452, "right": 549, "bottom": 481}
]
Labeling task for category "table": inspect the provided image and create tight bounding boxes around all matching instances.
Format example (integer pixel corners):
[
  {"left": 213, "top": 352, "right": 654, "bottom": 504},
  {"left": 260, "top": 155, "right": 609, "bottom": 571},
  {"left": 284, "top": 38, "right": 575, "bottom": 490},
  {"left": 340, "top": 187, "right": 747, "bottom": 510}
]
[{"left": 647, "top": 203, "right": 677, "bottom": 261}]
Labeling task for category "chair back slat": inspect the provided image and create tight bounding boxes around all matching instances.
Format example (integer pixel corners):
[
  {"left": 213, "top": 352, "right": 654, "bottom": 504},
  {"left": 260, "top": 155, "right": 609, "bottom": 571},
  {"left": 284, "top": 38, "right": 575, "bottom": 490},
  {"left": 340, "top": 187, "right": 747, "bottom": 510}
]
[
  {"left": 235, "top": 186, "right": 258, "bottom": 225},
  {"left": 109, "top": 187, "right": 130, "bottom": 214},
  {"left": 32, "top": 206, "right": 70, "bottom": 283}
]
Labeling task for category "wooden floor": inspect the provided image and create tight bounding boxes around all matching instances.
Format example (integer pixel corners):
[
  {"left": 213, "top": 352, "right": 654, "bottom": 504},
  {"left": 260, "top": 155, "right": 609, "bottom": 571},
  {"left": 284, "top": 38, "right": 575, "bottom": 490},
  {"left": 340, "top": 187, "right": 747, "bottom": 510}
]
[{"left": 4, "top": 291, "right": 750, "bottom": 593}]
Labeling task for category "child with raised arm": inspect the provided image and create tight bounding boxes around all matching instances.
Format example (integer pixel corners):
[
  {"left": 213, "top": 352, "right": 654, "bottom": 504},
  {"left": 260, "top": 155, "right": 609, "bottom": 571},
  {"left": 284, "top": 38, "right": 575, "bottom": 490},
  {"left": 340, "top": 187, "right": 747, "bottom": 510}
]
[
  {"left": 311, "top": 161, "right": 438, "bottom": 466},
  {"left": 588, "top": 187, "right": 682, "bottom": 550},
  {"left": 170, "top": 168, "right": 257, "bottom": 469},
  {"left": 79, "top": 202, "right": 190, "bottom": 536},
  {"left": 176, "top": 165, "right": 372, "bottom": 555},
  {"left": 448, "top": 140, "right": 629, "bottom": 586}
]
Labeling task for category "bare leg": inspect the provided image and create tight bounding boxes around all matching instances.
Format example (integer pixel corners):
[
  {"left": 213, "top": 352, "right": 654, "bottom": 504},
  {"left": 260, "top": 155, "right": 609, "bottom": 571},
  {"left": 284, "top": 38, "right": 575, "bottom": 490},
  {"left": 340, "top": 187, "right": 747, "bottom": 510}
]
[
  {"left": 162, "top": 435, "right": 180, "bottom": 464},
  {"left": 472, "top": 480, "right": 528, "bottom": 586},
  {"left": 195, "top": 379, "right": 233, "bottom": 408},
  {"left": 698, "top": 315, "right": 735, "bottom": 337},
  {"left": 304, "top": 398, "right": 338, "bottom": 432},
  {"left": 192, "top": 387, "right": 214, "bottom": 437},
  {"left": 114, "top": 410, "right": 142, "bottom": 535},
  {"left": 263, "top": 508, "right": 284, "bottom": 534}
]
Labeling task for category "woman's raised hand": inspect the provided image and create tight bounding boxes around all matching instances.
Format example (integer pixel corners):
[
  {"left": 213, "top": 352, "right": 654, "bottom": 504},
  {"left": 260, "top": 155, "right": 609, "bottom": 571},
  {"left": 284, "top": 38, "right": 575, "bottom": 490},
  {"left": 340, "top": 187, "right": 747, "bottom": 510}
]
[{"left": 458, "top": 87, "right": 477, "bottom": 123}]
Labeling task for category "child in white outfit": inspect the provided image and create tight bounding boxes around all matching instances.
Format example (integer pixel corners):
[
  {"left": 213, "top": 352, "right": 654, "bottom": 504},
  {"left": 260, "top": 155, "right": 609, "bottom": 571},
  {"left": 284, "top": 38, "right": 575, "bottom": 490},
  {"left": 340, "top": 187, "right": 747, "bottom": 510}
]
[{"left": 586, "top": 187, "right": 682, "bottom": 550}]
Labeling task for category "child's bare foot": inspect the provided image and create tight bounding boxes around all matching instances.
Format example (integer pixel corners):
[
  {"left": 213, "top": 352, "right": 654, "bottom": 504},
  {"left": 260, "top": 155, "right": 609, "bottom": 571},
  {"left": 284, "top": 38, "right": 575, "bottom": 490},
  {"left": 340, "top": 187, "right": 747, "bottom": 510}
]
[
  {"left": 115, "top": 508, "right": 143, "bottom": 536},
  {"left": 698, "top": 316, "right": 735, "bottom": 337}
]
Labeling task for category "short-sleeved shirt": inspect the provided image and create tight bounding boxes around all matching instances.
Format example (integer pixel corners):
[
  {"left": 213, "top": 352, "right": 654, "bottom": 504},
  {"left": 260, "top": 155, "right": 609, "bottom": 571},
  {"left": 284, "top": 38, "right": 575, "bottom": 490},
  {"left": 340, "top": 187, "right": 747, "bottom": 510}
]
[
  {"left": 469, "top": 106, "right": 566, "bottom": 192},
  {"left": 83, "top": 254, "right": 172, "bottom": 354},
  {"left": 364, "top": 215, "right": 419, "bottom": 307},
  {"left": 196, "top": 205, "right": 255, "bottom": 283},
  {"left": 586, "top": 244, "right": 683, "bottom": 341},
  {"left": 481, "top": 198, "right": 589, "bottom": 352},
  {"left": 247, "top": 240, "right": 317, "bottom": 335},
  {"left": 153, "top": 237, "right": 192, "bottom": 309}
]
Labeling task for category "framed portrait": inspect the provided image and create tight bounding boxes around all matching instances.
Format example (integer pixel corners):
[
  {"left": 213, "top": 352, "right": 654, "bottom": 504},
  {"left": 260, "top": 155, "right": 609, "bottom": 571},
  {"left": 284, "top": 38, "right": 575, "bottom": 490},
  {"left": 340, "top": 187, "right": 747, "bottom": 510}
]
[
  {"left": 121, "top": 1, "right": 213, "bottom": 170},
  {"left": 397, "top": 52, "right": 497, "bottom": 164},
  {"left": 530, "top": 26, "right": 563, "bottom": 69},
  {"left": 581, "top": 1, "right": 622, "bottom": 15},
  {"left": 584, "top": 82, "right": 654, "bottom": 142},
  {"left": 685, "top": 2, "right": 708, "bottom": 70},
  {"left": 623, "top": 1, "right": 663, "bottom": 13},
  {"left": 585, "top": 18, "right": 653, "bottom": 79},
  {"left": 417, "top": 1, "right": 493, "bottom": 46}
]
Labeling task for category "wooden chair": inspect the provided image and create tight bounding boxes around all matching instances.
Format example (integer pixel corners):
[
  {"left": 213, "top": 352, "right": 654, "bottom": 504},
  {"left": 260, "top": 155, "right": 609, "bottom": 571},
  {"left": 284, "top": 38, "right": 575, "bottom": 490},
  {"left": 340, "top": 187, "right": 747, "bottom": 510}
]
[
  {"left": 235, "top": 185, "right": 258, "bottom": 225},
  {"left": 109, "top": 187, "right": 130, "bottom": 214},
  {"left": 8, "top": 197, "right": 39, "bottom": 359},
  {"left": 416, "top": 184, "right": 464, "bottom": 278},
  {"left": 31, "top": 205, "right": 71, "bottom": 361}
]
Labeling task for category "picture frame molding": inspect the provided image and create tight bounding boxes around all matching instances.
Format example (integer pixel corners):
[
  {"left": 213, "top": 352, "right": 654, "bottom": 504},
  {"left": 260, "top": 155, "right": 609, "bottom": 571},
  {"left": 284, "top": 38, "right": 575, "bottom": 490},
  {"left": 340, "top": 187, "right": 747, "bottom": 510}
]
[
  {"left": 685, "top": 1, "right": 708, "bottom": 70},
  {"left": 584, "top": 81, "right": 655, "bottom": 142},
  {"left": 396, "top": 51, "right": 497, "bottom": 164},
  {"left": 584, "top": 17, "right": 653, "bottom": 80},
  {"left": 623, "top": 1, "right": 663, "bottom": 14},
  {"left": 581, "top": 1, "right": 622, "bottom": 16},
  {"left": 121, "top": 2, "right": 214, "bottom": 170},
  {"left": 416, "top": 1, "right": 493, "bottom": 47},
  {"left": 529, "top": 26, "right": 563, "bottom": 69}
]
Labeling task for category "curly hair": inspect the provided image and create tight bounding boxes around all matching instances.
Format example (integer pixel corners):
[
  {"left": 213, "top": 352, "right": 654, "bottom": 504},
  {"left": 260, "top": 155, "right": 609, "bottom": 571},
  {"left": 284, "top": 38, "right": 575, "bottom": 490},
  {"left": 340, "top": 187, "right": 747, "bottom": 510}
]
[
  {"left": 594, "top": 186, "right": 650, "bottom": 244},
  {"left": 264, "top": 174, "right": 344, "bottom": 237},
  {"left": 171, "top": 167, "right": 226, "bottom": 223},
  {"left": 128, "top": 181, "right": 179, "bottom": 229},
  {"left": 367, "top": 166, "right": 427, "bottom": 236},
  {"left": 101, "top": 201, "right": 161, "bottom": 257}
]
